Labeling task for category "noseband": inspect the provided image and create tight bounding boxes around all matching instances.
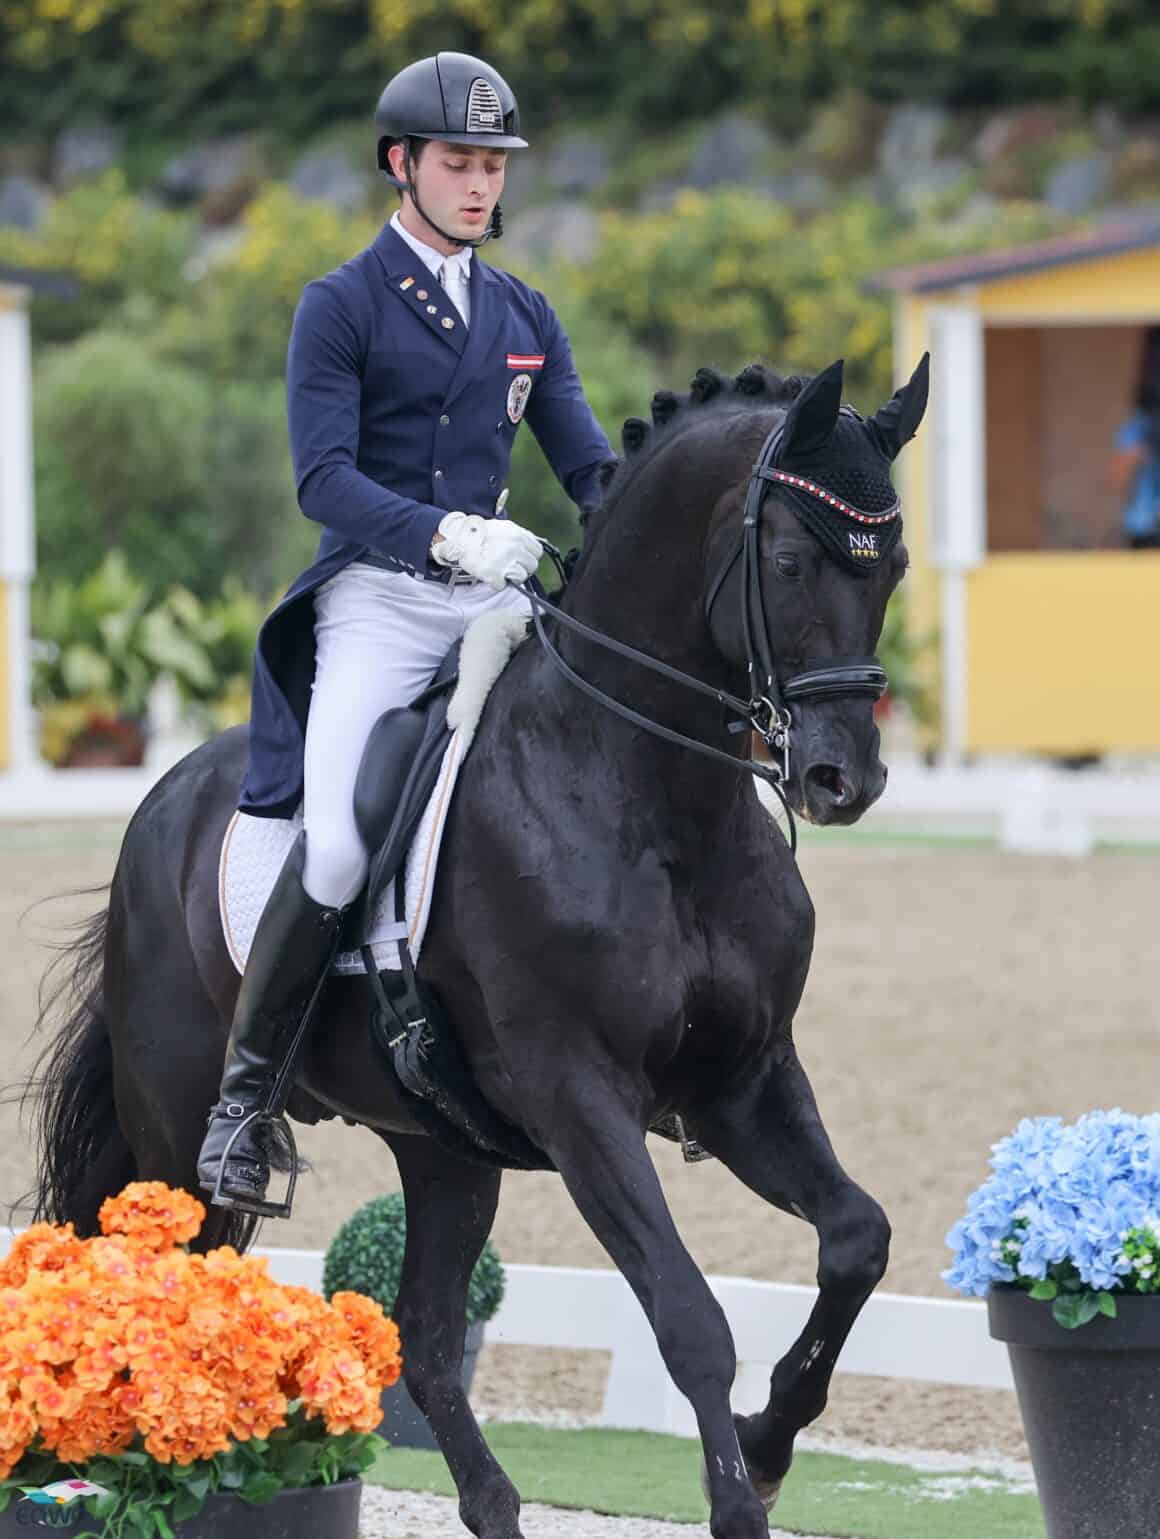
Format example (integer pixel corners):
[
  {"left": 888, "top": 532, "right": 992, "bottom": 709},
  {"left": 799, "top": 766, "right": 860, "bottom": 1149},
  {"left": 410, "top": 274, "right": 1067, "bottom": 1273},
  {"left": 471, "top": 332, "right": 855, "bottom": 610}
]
[
  {"left": 703, "top": 408, "right": 888, "bottom": 780},
  {"left": 519, "top": 409, "right": 892, "bottom": 854}
]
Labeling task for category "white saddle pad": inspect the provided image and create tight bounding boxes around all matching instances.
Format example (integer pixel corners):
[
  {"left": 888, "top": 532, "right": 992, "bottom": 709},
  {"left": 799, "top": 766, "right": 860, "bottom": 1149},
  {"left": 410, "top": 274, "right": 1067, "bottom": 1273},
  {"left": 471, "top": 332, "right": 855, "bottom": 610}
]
[
  {"left": 218, "top": 607, "right": 528, "bottom": 977},
  {"left": 220, "top": 729, "right": 466, "bottom": 975}
]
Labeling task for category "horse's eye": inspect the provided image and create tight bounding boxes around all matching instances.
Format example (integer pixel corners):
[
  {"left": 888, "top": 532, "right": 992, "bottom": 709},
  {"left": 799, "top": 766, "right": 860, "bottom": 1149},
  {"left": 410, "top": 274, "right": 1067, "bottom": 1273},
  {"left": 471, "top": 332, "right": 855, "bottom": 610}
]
[{"left": 775, "top": 553, "right": 801, "bottom": 579}]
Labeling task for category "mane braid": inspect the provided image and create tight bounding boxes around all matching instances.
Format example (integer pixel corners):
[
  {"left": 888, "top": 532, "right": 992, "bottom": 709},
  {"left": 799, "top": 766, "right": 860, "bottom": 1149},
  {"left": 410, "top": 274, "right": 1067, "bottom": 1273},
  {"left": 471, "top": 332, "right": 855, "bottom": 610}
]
[
  {"left": 574, "top": 364, "right": 812, "bottom": 546},
  {"left": 618, "top": 364, "right": 805, "bottom": 463}
]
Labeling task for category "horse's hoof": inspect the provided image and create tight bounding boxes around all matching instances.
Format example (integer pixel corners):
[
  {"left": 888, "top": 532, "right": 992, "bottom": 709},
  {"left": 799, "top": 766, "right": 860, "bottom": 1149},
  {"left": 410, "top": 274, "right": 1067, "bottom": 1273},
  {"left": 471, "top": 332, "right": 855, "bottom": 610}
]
[{"left": 699, "top": 1459, "right": 782, "bottom": 1513}]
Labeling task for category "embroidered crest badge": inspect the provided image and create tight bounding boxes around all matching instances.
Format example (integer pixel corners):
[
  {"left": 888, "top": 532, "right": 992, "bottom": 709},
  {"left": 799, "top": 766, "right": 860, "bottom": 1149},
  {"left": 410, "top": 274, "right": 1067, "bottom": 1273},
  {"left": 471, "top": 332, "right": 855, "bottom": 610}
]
[{"left": 507, "top": 373, "right": 533, "bottom": 425}]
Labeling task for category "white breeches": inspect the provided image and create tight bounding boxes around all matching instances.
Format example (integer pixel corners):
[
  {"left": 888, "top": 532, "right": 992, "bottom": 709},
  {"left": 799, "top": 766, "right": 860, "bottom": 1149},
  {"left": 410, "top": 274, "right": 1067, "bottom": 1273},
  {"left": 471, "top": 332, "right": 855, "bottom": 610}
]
[{"left": 301, "top": 562, "right": 530, "bottom": 908}]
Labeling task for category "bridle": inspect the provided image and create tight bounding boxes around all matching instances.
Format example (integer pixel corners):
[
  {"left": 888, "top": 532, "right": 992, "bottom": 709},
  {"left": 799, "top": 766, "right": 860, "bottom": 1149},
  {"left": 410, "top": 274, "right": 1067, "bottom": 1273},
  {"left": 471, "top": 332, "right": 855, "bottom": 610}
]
[
  {"left": 704, "top": 408, "right": 890, "bottom": 777},
  {"left": 517, "top": 410, "right": 892, "bottom": 855}
]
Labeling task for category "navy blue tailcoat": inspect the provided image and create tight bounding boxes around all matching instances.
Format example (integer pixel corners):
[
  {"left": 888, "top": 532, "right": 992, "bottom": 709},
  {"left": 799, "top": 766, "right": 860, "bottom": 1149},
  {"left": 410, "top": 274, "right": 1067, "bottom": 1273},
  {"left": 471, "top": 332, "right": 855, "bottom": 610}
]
[{"left": 238, "top": 220, "right": 614, "bottom": 818}]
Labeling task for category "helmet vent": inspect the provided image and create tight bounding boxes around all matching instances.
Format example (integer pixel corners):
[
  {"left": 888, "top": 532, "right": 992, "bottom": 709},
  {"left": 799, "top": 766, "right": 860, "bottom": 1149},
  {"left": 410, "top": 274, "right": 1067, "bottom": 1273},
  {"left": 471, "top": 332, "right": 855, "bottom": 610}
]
[{"left": 466, "top": 78, "right": 504, "bottom": 133}]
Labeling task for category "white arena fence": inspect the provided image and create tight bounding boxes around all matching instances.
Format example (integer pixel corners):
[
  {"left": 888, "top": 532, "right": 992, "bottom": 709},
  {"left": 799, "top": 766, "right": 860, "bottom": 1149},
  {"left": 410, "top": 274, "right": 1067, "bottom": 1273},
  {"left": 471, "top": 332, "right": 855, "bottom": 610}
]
[
  {"left": 261, "top": 1256, "right": 1016, "bottom": 1434},
  {"left": 0, "top": 1218, "right": 1009, "bottom": 1434},
  {"left": 0, "top": 1231, "right": 1009, "bottom": 1435}
]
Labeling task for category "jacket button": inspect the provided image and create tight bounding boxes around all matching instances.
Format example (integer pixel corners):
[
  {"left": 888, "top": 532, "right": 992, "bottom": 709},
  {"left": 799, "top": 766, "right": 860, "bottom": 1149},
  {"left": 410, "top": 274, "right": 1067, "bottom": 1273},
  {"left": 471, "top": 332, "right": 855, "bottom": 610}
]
[
  {"left": 433, "top": 469, "right": 444, "bottom": 480},
  {"left": 496, "top": 421, "right": 504, "bottom": 432},
  {"left": 488, "top": 475, "right": 497, "bottom": 487},
  {"left": 439, "top": 415, "right": 450, "bottom": 427}
]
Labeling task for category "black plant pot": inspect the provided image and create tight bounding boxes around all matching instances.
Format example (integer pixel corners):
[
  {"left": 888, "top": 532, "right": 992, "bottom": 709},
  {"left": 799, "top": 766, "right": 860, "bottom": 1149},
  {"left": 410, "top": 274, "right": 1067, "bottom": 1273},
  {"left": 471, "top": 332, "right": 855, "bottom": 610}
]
[
  {"left": 0, "top": 1477, "right": 361, "bottom": 1536},
  {"left": 989, "top": 1289, "right": 1160, "bottom": 1539},
  {"left": 378, "top": 1320, "right": 486, "bottom": 1450}
]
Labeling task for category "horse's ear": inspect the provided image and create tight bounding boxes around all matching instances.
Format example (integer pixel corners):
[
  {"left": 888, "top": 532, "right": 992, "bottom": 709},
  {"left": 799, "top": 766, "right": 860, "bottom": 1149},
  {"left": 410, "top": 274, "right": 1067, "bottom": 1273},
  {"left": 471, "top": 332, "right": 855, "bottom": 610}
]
[
  {"left": 868, "top": 352, "right": 930, "bottom": 461},
  {"left": 780, "top": 359, "right": 844, "bottom": 461}
]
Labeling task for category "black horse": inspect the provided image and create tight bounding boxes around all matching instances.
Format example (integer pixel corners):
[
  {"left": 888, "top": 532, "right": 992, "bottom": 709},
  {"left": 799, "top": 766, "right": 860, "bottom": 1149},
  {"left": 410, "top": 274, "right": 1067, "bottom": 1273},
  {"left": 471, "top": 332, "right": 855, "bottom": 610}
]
[{"left": 28, "top": 355, "right": 928, "bottom": 1539}]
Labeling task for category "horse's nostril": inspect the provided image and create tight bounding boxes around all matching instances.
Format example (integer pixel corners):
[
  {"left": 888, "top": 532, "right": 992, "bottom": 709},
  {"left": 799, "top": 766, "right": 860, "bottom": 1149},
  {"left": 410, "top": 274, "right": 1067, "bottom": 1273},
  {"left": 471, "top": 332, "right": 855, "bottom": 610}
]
[{"left": 805, "top": 763, "right": 851, "bottom": 803}]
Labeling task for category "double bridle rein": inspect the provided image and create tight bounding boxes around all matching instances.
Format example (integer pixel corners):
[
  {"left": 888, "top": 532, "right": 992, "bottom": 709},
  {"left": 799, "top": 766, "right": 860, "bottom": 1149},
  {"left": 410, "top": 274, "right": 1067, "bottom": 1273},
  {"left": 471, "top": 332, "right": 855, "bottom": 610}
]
[{"left": 518, "top": 413, "right": 890, "bottom": 854}]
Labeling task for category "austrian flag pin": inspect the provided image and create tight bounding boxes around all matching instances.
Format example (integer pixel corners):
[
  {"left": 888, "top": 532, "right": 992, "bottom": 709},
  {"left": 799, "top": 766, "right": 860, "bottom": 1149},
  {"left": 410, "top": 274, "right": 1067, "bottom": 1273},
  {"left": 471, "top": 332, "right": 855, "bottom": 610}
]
[{"left": 507, "top": 353, "right": 545, "bottom": 370}]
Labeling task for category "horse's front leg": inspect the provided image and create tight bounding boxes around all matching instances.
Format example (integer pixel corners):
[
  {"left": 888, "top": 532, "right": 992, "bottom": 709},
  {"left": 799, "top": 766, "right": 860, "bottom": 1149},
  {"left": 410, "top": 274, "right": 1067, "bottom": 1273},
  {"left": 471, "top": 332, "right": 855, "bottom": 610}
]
[
  {"left": 539, "top": 1079, "right": 771, "bottom": 1539},
  {"left": 693, "top": 1038, "right": 891, "bottom": 1506},
  {"left": 386, "top": 1133, "right": 523, "bottom": 1539}
]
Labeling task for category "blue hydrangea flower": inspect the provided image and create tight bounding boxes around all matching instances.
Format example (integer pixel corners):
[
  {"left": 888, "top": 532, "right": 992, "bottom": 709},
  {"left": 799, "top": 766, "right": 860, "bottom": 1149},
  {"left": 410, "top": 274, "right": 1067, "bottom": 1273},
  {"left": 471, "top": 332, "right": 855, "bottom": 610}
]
[{"left": 944, "top": 1110, "right": 1160, "bottom": 1298}]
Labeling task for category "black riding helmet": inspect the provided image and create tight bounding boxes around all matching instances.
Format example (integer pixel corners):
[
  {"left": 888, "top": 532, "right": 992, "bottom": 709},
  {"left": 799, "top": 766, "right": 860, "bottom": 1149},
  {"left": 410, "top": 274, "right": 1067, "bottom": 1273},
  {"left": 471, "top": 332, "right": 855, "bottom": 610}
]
[{"left": 375, "top": 52, "right": 527, "bottom": 247}]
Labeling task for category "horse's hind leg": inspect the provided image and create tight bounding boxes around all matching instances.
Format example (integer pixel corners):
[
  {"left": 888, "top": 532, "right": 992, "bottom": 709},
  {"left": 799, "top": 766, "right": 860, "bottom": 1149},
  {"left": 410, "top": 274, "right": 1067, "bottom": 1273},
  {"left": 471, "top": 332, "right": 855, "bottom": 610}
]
[
  {"left": 106, "top": 885, "right": 251, "bottom": 1251},
  {"left": 540, "top": 1091, "right": 771, "bottom": 1539},
  {"left": 387, "top": 1133, "right": 523, "bottom": 1539},
  {"left": 693, "top": 1040, "right": 891, "bottom": 1503}
]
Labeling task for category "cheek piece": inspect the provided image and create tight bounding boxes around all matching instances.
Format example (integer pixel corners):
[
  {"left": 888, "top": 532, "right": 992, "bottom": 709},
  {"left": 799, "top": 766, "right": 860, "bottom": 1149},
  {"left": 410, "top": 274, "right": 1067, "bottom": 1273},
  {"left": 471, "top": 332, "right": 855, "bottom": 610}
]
[{"left": 703, "top": 406, "right": 891, "bottom": 780}]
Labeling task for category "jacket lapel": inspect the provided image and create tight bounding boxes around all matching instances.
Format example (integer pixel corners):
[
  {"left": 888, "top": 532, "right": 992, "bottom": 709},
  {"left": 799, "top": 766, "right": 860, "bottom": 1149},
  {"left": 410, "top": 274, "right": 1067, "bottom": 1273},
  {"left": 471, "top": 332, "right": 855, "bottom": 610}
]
[
  {"left": 442, "top": 258, "right": 506, "bottom": 410},
  {"left": 371, "top": 223, "right": 466, "bottom": 358}
]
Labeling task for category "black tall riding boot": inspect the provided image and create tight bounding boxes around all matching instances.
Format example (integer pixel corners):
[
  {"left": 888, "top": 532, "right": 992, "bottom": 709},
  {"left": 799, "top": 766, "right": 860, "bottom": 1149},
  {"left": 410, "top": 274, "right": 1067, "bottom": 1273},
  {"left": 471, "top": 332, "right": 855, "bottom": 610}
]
[{"left": 197, "top": 835, "right": 342, "bottom": 1213}]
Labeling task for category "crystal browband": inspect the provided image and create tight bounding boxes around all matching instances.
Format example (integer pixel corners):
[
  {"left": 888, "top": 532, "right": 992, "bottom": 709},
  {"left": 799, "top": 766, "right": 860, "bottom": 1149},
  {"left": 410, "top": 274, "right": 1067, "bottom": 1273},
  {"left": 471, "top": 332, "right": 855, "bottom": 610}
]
[{"left": 767, "top": 469, "right": 901, "bottom": 526}]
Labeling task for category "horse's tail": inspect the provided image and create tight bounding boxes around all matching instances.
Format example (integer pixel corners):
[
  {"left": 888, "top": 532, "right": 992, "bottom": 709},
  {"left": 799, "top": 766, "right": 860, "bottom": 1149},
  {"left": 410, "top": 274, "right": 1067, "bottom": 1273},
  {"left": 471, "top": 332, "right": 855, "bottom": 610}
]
[{"left": 25, "top": 899, "right": 137, "bottom": 1235}]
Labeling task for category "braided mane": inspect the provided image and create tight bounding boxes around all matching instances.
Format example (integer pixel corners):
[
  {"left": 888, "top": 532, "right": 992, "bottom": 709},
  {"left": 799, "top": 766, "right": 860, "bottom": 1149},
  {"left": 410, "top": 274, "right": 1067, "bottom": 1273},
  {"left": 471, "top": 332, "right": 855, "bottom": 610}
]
[{"left": 589, "top": 365, "right": 808, "bottom": 520}]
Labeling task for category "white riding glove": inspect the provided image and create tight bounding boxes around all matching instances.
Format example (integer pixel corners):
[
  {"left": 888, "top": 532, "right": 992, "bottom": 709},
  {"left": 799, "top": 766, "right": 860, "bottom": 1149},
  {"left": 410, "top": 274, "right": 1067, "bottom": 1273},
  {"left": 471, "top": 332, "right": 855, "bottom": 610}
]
[{"left": 431, "top": 511, "right": 543, "bottom": 591}]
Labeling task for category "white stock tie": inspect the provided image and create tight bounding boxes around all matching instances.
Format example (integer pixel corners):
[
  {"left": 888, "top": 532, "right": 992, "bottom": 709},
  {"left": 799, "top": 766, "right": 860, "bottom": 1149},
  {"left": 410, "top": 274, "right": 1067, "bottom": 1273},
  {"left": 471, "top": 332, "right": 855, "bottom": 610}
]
[{"left": 439, "top": 259, "right": 470, "bottom": 328}]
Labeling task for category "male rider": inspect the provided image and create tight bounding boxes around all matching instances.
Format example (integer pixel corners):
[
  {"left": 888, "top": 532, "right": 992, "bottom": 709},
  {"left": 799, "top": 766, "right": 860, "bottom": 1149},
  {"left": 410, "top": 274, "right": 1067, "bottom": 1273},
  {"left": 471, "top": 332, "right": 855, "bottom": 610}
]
[{"left": 197, "top": 52, "right": 614, "bottom": 1213}]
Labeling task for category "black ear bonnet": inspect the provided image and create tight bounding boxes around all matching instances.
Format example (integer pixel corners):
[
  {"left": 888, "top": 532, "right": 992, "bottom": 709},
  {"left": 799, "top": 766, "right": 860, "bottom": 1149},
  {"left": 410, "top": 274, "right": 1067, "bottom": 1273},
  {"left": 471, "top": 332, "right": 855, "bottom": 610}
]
[{"left": 770, "top": 354, "right": 929, "bottom": 576}]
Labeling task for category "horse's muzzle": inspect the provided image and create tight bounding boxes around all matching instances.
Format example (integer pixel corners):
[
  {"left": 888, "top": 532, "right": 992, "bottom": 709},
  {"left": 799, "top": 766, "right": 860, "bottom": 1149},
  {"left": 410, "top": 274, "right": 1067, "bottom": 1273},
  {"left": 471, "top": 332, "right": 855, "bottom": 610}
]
[{"left": 800, "top": 756, "right": 887, "bottom": 825}]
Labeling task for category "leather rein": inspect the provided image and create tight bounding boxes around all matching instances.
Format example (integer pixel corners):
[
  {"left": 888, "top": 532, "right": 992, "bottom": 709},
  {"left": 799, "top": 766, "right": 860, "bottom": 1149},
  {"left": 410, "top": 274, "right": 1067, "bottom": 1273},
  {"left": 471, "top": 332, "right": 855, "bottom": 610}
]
[{"left": 517, "top": 413, "right": 889, "bottom": 855}]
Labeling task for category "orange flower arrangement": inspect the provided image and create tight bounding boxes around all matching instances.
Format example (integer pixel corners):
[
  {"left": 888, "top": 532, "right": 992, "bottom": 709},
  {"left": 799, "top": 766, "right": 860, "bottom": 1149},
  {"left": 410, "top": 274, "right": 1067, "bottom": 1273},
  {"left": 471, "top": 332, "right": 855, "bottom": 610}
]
[{"left": 0, "top": 1183, "right": 401, "bottom": 1531}]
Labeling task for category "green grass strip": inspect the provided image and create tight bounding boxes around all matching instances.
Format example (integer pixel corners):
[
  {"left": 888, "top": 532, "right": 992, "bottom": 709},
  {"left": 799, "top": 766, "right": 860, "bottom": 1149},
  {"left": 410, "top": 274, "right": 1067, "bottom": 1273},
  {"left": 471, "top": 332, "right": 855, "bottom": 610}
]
[{"left": 368, "top": 1421, "right": 1045, "bottom": 1538}]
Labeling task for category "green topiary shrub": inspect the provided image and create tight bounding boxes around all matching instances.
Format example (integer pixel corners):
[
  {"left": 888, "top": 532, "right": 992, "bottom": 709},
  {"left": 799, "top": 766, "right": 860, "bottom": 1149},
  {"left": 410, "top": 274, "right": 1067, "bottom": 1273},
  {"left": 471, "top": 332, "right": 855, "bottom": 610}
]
[{"left": 322, "top": 1194, "right": 506, "bottom": 1327}]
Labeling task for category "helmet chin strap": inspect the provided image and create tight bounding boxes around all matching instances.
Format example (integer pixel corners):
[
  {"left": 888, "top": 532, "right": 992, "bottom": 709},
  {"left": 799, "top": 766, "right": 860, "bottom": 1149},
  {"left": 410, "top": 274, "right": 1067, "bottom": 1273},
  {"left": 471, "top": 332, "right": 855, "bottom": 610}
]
[{"left": 402, "top": 141, "right": 500, "bottom": 248}]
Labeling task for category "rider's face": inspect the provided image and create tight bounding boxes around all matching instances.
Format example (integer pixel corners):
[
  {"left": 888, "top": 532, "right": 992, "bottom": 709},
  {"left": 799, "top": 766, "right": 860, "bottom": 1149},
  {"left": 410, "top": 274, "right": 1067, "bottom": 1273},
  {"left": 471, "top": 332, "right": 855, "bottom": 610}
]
[{"left": 395, "top": 140, "right": 507, "bottom": 250}]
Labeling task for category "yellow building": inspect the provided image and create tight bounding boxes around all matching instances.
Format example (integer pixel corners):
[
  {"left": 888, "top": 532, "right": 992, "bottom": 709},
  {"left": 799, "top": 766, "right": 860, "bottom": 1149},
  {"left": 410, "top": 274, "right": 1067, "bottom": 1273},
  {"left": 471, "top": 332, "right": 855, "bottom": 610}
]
[{"left": 874, "top": 216, "right": 1160, "bottom": 759}]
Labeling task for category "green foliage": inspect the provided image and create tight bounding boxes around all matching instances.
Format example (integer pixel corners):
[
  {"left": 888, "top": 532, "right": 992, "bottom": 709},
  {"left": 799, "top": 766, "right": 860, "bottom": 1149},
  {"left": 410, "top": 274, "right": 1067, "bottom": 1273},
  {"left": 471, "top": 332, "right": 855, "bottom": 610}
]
[
  {"left": 0, "top": 173, "right": 195, "bottom": 344},
  {"left": 20, "top": 167, "right": 1067, "bottom": 616},
  {"left": 34, "top": 330, "right": 311, "bottom": 598},
  {"left": 33, "top": 332, "right": 215, "bottom": 593},
  {"left": 5, "top": 0, "right": 1160, "bottom": 139},
  {"left": 547, "top": 190, "right": 1064, "bottom": 407},
  {"left": 1119, "top": 1224, "right": 1160, "bottom": 1294},
  {"left": 30, "top": 553, "right": 214, "bottom": 716},
  {"left": 198, "top": 378, "right": 317, "bottom": 596},
  {"left": 161, "top": 581, "right": 266, "bottom": 729},
  {"left": 31, "top": 556, "right": 267, "bottom": 752},
  {"left": 0, "top": 1410, "right": 380, "bottom": 1539},
  {"left": 323, "top": 1194, "right": 506, "bottom": 1326},
  {"left": 160, "top": 185, "right": 379, "bottom": 383}
]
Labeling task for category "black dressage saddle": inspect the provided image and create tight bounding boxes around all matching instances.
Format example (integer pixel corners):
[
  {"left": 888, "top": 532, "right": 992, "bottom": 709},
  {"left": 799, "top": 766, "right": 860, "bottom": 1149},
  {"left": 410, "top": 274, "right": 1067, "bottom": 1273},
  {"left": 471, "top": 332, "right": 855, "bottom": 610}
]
[
  {"left": 346, "top": 641, "right": 554, "bottom": 1172},
  {"left": 340, "top": 641, "right": 705, "bottom": 1169}
]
